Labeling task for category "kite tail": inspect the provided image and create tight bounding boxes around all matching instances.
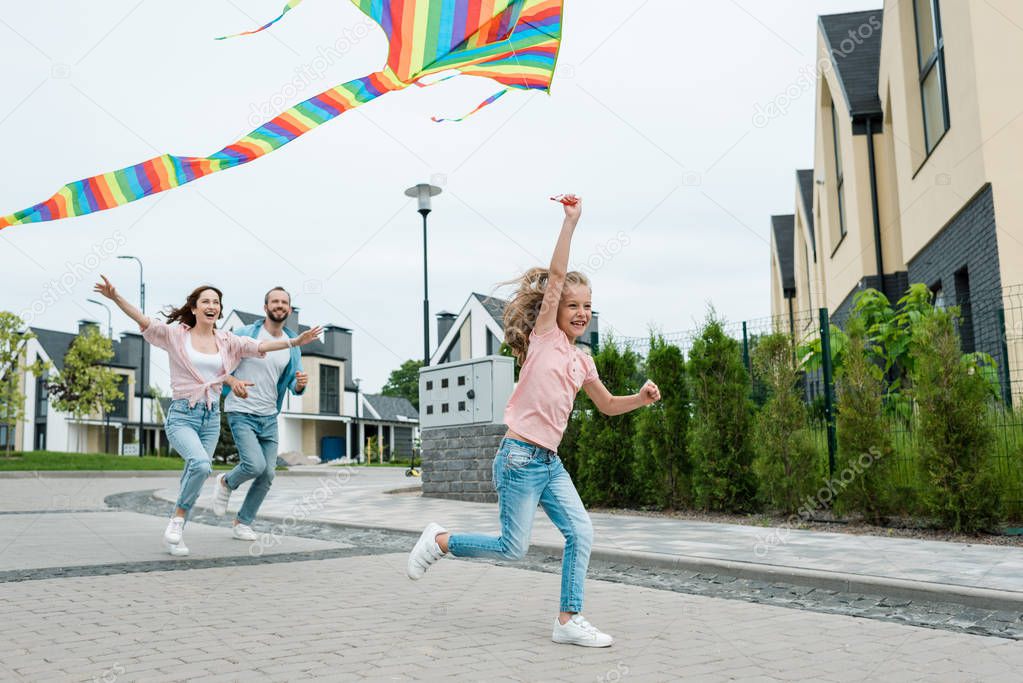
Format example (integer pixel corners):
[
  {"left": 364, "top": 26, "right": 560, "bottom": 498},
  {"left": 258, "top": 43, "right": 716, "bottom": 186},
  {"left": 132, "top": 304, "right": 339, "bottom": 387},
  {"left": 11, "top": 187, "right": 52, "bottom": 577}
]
[
  {"left": 431, "top": 89, "right": 509, "bottom": 123},
  {"left": 0, "top": 69, "right": 408, "bottom": 231},
  {"left": 215, "top": 0, "right": 306, "bottom": 40}
]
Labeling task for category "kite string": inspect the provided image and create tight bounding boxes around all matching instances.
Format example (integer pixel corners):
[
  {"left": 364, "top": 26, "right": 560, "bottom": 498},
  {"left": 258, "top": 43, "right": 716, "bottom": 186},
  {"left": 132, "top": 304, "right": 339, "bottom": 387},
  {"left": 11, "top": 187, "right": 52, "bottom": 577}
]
[{"left": 215, "top": 0, "right": 306, "bottom": 40}]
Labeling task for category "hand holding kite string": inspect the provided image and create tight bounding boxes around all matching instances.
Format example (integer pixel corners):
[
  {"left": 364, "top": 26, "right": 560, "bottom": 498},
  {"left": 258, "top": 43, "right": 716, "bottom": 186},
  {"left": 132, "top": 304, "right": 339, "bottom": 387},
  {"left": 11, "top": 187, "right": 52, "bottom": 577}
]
[{"left": 0, "top": 0, "right": 565, "bottom": 231}]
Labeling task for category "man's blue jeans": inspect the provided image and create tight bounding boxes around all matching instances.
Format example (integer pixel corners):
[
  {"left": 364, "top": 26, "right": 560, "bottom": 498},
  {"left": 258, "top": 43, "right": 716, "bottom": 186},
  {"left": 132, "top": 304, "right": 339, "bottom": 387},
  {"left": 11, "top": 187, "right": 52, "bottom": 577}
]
[
  {"left": 164, "top": 399, "right": 220, "bottom": 516},
  {"left": 448, "top": 438, "right": 594, "bottom": 613},
  {"left": 225, "top": 412, "right": 279, "bottom": 525}
]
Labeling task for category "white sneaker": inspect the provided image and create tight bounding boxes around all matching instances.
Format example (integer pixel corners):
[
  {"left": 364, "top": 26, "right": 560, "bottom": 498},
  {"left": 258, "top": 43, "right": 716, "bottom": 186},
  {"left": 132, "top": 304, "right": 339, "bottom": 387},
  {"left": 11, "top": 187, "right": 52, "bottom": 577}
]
[
  {"left": 212, "top": 473, "right": 231, "bottom": 516},
  {"left": 552, "top": 615, "right": 614, "bottom": 647},
  {"left": 233, "top": 523, "right": 258, "bottom": 541},
  {"left": 166, "top": 540, "right": 189, "bottom": 557},
  {"left": 163, "top": 516, "right": 185, "bottom": 545},
  {"left": 407, "top": 522, "right": 447, "bottom": 580}
]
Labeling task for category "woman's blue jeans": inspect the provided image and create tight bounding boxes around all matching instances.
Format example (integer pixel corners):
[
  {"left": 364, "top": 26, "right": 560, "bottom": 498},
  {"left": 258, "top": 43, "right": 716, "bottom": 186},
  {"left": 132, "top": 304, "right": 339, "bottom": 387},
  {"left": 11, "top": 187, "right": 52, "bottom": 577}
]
[
  {"left": 164, "top": 399, "right": 220, "bottom": 516},
  {"left": 448, "top": 438, "right": 594, "bottom": 613}
]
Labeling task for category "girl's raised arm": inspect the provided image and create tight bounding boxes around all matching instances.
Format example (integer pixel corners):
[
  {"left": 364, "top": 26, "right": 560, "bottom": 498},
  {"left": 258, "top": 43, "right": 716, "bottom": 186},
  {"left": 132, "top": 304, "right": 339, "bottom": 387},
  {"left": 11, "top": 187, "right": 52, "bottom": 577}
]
[
  {"left": 94, "top": 275, "right": 151, "bottom": 330},
  {"left": 533, "top": 195, "right": 582, "bottom": 336}
]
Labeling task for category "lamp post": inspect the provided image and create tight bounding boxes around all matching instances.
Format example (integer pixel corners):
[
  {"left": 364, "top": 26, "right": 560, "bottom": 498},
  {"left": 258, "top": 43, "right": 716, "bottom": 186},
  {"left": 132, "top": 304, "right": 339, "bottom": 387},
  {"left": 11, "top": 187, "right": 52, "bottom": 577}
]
[
  {"left": 118, "top": 255, "right": 146, "bottom": 456},
  {"left": 404, "top": 183, "right": 442, "bottom": 367},
  {"left": 87, "top": 298, "right": 113, "bottom": 454},
  {"left": 354, "top": 377, "right": 362, "bottom": 464}
]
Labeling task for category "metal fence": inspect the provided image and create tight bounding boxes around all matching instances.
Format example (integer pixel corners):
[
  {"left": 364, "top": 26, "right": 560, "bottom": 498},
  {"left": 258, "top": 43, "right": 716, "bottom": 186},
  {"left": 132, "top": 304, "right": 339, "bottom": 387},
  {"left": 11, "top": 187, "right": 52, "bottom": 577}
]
[{"left": 617, "top": 285, "right": 1023, "bottom": 514}]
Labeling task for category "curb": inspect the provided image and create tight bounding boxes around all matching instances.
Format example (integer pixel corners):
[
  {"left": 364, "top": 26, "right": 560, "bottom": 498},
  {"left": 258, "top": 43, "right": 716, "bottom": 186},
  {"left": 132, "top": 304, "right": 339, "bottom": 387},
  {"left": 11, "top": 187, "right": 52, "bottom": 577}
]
[
  {"left": 158, "top": 491, "right": 1023, "bottom": 613},
  {"left": 0, "top": 468, "right": 395, "bottom": 479}
]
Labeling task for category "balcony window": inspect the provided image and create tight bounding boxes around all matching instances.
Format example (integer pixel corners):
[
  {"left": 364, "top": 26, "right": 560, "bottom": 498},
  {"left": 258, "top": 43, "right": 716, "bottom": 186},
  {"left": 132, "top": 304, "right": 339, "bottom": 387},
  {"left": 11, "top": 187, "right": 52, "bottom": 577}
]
[
  {"left": 109, "top": 376, "right": 129, "bottom": 419},
  {"left": 830, "top": 103, "right": 847, "bottom": 239},
  {"left": 914, "top": 0, "right": 949, "bottom": 152},
  {"left": 319, "top": 365, "right": 340, "bottom": 414}
]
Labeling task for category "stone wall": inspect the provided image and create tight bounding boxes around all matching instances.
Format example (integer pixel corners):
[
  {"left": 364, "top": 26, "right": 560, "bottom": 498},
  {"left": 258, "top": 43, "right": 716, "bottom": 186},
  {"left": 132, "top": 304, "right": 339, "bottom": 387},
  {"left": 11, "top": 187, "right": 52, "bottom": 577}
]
[{"left": 420, "top": 423, "right": 506, "bottom": 503}]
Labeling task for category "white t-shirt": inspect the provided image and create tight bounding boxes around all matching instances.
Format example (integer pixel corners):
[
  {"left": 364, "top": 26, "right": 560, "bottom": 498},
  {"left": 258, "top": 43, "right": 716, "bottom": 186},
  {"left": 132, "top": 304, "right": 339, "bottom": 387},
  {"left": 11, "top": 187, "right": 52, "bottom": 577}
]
[
  {"left": 186, "top": 335, "right": 225, "bottom": 382},
  {"left": 224, "top": 326, "right": 292, "bottom": 416}
]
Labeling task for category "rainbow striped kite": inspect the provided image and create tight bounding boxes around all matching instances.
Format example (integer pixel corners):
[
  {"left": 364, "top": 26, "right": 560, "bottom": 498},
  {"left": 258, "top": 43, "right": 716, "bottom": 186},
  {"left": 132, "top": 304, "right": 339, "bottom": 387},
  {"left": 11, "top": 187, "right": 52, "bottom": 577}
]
[{"left": 0, "top": 0, "right": 563, "bottom": 230}]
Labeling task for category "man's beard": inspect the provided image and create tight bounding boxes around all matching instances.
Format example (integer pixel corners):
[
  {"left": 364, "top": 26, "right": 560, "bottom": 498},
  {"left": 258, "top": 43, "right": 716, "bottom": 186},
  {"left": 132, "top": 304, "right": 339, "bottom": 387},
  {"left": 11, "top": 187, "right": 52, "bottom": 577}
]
[{"left": 267, "top": 309, "right": 289, "bottom": 323}]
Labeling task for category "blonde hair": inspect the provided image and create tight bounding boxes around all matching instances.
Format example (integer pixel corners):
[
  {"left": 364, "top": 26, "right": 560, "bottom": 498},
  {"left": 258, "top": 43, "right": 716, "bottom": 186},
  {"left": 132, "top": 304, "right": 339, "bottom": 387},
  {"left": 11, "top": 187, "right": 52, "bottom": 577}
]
[{"left": 501, "top": 268, "right": 591, "bottom": 366}]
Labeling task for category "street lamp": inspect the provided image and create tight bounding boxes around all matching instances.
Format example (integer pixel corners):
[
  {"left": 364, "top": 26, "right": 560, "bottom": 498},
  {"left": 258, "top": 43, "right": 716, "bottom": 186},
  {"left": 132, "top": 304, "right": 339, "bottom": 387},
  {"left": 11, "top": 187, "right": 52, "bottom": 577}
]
[
  {"left": 87, "top": 298, "right": 113, "bottom": 454},
  {"left": 404, "top": 183, "right": 442, "bottom": 367},
  {"left": 118, "top": 255, "right": 146, "bottom": 457},
  {"left": 354, "top": 377, "right": 362, "bottom": 464}
]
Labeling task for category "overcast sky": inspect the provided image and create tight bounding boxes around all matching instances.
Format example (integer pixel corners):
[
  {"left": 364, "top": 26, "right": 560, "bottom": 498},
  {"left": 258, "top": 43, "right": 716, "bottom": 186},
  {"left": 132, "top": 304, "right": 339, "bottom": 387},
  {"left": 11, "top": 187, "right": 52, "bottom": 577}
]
[{"left": 0, "top": 0, "right": 881, "bottom": 393}]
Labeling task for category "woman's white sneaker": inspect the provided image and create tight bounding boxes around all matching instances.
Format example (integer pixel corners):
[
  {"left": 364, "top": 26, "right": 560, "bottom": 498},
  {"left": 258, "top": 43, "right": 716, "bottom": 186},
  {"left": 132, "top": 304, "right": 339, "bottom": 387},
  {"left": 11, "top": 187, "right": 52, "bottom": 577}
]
[
  {"left": 552, "top": 615, "right": 614, "bottom": 647},
  {"left": 163, "top": 516, "right": 185, "bottom": 545},
  {"left": 166, "top": 541, "right": 189, "bottom": 557},
  {"left": 407, "top": 522, "right": 447, "bottom": 580},
  {"left": 233, "top": 523, "right": 258, "bottom": 541},
  {"left": 212, "top": 473, "right": 231, "bottom": 516}
]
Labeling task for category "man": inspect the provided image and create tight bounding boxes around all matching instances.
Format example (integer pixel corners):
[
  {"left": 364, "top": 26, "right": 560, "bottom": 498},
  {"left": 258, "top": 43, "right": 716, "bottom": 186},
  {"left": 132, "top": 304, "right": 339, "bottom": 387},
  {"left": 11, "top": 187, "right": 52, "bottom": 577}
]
[{"left": 213, "top": 286, "right": 308, "bottom": 539}]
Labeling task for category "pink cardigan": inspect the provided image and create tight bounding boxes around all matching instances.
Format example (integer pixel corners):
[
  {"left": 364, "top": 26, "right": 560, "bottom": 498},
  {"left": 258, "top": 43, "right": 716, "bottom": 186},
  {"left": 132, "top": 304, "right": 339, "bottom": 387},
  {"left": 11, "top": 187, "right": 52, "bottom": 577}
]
[{"left": 142, "top": 318, "right": 265, "bottom": 408}]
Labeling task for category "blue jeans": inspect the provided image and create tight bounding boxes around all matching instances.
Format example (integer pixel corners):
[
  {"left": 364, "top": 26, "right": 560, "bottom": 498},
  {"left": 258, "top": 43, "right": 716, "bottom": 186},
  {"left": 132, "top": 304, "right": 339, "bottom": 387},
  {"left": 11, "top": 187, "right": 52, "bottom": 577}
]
[
  {"left": 225, "top": 412, "right": 279, "bottom": 525},
  {"left": 164, "top": 399, "right": 220, "bottom": 515},
  {"left": 448, "top": 438, "right": 594, "bottom": 613}
]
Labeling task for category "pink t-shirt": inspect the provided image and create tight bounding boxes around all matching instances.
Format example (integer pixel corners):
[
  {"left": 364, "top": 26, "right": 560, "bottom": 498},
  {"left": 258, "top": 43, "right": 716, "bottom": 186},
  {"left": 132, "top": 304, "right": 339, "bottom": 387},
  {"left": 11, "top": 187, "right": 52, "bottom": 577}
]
[{"left": 504, "top": 326, "right": 600, "bottom": 452}]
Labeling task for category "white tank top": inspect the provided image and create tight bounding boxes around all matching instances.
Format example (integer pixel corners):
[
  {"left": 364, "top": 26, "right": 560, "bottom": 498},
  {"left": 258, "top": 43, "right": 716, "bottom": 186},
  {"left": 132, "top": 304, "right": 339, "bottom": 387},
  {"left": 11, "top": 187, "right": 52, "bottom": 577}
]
[{"left": 187, "top": 335, "right": 225, "bottom": 382}]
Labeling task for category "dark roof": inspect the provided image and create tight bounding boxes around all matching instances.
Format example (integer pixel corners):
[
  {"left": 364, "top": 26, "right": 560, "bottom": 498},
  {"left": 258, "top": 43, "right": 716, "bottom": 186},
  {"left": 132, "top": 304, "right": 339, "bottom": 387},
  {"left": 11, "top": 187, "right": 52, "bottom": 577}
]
[
  {"left": 473, "top": 293, "right": 507, "bottom": 328},
  {"left": 363, "top": 394, "right": 419, "bottom": 422},
  {"left": 232, "top": 311, "right": 262, "bottom": 325},
  {"left": 796, "top": 169, "right": 816, "bottom": 257},
  {"left": 226, "top": 310, "right": 343, "bottom": 360},
  {"left": 819, "top": 11, "right": 883, "bottom": 118},
  {"left": 31, "top": 326, "right": 139, "bottom": 373},
  {"left": 771, "top": 215, "right": 796, "bottom": 296}
]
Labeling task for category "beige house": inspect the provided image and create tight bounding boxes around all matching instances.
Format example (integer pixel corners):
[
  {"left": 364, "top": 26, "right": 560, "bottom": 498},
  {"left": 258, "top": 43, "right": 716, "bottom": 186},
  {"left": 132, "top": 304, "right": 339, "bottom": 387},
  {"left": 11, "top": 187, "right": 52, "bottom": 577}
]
[
  {"left": 8, "top": 320, "right": 164, "bottom": 455},
  {"left": 771, "top": 2, "right": 1023, "bottom": 402},
  {"left": 221, "top": 310, "right": 418, "bottom": 462}
]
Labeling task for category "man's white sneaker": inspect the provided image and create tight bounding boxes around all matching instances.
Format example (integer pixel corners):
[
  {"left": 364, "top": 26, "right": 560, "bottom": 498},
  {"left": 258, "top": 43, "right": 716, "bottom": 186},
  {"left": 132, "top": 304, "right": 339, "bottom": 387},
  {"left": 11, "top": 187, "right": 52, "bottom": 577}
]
[
  {"left": 163, "top": 516, "right": 185, "bottom": 545},
  {"left": 212, "top": 473, "right": 231, "bottom": 516},
  {"left": 407, "top": 522, "right": 447, "bottom": 580},
  {"left": 552, "top": 615, "right": 614, "bottom": 647},
  {"left": 166, "top": 541, "right": 189, "bottom": 557},
  {"left": 233, "top": 523, "right": 258, "bottom": 541}
]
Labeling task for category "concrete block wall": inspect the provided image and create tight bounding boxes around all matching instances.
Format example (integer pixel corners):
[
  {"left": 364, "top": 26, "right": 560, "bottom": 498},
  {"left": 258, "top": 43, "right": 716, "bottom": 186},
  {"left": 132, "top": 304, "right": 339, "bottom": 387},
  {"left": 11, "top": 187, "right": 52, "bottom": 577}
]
[{"left": 420, "top": 423, "right": 506, "bottom": 503}]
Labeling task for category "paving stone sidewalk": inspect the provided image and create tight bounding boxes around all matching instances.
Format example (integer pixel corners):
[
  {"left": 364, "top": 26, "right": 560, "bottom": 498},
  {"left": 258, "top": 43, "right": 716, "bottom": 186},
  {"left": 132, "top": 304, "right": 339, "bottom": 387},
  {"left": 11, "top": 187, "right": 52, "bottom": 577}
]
[{"left": 158, "top": 468, "right": 1023, "bottom": 601}]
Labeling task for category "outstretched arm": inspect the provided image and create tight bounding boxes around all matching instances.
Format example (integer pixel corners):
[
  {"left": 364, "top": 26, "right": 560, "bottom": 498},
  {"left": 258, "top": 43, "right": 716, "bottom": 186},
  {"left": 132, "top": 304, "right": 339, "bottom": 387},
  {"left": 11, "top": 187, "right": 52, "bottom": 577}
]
[
  {"left": 258, "top": 326, "right": 323, "bottom": 352},
  {"left": 533, "top": 195, "right": 582, "bottom": 336},
  {"left": 583, "top": 379, "right": 661, "bottom": 416},
  {"left": 94, "top": 275, "right": 151, "bottom": 330}
]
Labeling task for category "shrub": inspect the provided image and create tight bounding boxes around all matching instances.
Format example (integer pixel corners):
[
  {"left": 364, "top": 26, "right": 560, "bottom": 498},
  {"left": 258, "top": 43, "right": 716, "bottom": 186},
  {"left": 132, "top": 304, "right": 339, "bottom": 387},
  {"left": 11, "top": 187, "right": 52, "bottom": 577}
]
[
  {"left": 833, "top": 316, "right": 896, "bottom": 522},
  {"left": 574, "top": 337, "right": 642, "bottom": 507},
  {"left": 911, "top": 308, "right": 1001, "bottom": 532},
  {"left": 751, "top": 333, "right": 820, "bottom": 514},
  {"left": 634, "top": 335, "right": 691, "bottom": 509},
  {"left": 687, "top": 315, "right": 757, "bottom": 512}
]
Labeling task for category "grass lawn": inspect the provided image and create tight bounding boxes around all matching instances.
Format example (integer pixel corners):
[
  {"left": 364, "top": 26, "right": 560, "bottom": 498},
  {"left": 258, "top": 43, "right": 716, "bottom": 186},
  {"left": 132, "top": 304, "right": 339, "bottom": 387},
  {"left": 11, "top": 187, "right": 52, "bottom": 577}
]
[{"left": 0, "top": 451, "right": 232, "bottom": 471}]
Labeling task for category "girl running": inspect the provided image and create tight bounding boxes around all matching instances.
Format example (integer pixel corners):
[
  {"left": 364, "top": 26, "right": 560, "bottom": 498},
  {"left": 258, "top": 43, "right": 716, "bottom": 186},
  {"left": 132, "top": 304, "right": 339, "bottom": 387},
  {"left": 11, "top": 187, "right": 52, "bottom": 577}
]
[
  {"left": 406, "top": 195, "right": 661, "bottom": 647},
  {"left": 94, "top": 275, "right": 322, "bottom": 556}
]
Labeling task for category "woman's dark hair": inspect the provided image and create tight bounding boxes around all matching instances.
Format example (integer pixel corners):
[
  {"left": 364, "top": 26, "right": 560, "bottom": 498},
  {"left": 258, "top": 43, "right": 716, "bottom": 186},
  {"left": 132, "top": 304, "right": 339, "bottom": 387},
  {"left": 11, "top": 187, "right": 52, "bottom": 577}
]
[{"left": 163, "top": 285, "right": 224, "bottom": 328}]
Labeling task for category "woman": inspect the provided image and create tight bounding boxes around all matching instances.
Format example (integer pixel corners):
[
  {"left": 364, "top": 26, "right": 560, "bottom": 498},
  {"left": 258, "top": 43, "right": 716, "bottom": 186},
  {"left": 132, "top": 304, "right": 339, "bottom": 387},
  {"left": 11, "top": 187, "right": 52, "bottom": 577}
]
[{"left": 94, "top": 275, "right": 322, "bottom": 555}]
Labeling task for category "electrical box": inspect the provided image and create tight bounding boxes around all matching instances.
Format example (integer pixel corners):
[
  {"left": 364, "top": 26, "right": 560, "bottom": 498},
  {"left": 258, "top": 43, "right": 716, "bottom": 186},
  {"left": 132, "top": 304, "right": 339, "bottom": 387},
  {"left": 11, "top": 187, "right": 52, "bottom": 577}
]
[{"left": 419, "top": 356, "right": 515, "bottom": 428}]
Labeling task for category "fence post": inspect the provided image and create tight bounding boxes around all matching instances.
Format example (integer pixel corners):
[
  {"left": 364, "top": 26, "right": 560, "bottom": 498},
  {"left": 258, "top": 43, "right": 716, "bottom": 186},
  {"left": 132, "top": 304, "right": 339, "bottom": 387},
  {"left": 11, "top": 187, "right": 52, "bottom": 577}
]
[
  {"left": 997, "top": 308, "right": 1012, "bottom": 409},
  {"left": 742, "top": 321, "right": 751, "bottom": 377},
  {"left": 819, "top": 308, "right": 837, "bottom": 477}
]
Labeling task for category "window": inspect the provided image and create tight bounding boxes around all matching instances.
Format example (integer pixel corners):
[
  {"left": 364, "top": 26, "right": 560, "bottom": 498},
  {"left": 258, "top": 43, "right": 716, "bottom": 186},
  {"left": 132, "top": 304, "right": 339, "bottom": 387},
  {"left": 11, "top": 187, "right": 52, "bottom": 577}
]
[
  {"left": 955, "top": 267, "right": 974, "bottom": 353},
  {"left": 914, "top": 0, "right": 949, "bottom": 152},
  {"left": 486, "top": 330, "right": 501, "bottom": 356},
  {"left": 35, "top": 376, "right": 48, "bottom": 417},
  {"left": 110, "top": 376, "right": 129, "bottom": 418},
  {"left": 830, "top": 102, "right": 847, "bottom": 238},
  {"left": 319, "top": 365, "right": 340, "bottom": 414},
  {"left": 930, "top": 281, "right": 946, "bottom": 309},
  {"left": 440, "top": 331, "right": 461, "bottom": 364},
  {"left": 0, "top": 424, "right": 13, "bottom": 450}
]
